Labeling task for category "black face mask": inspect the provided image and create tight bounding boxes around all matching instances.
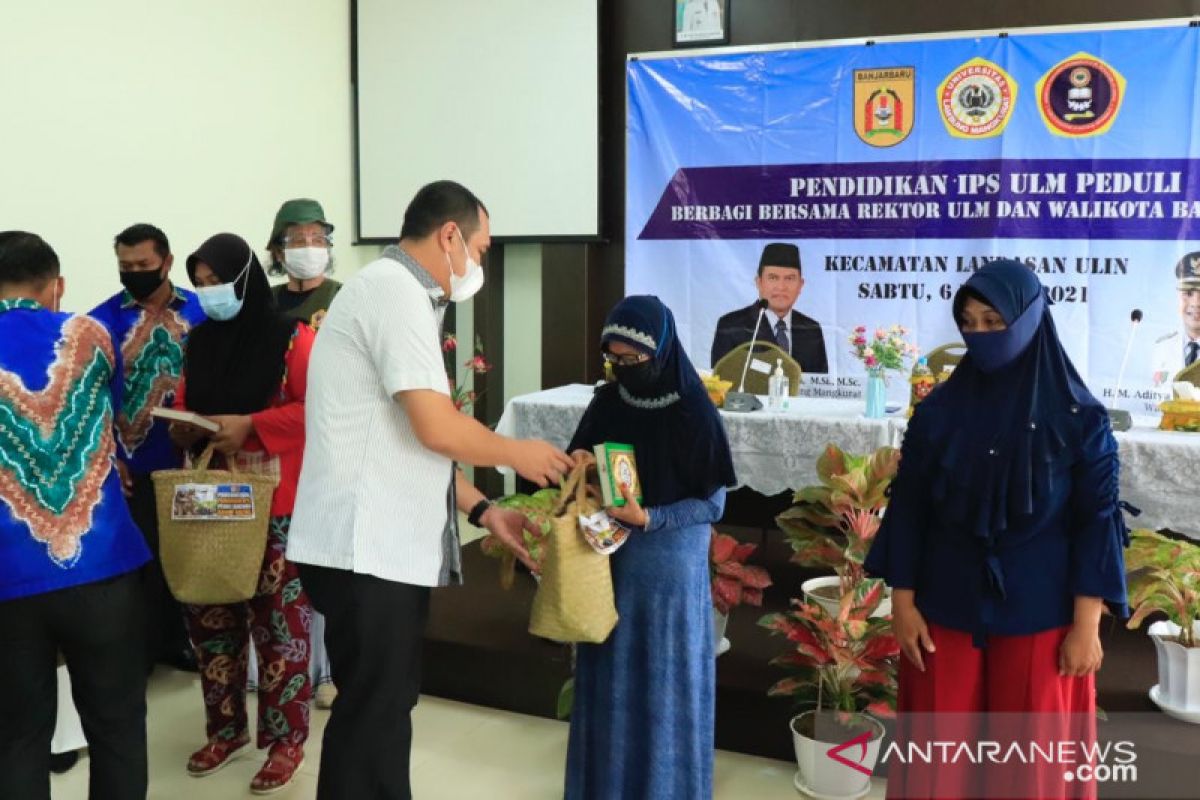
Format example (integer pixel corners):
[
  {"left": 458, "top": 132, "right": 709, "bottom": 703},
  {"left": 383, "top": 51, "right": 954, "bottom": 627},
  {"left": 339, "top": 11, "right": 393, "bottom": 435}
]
[
  {"left": 120, "top": 267, "right": 166, "bottom": 302},
  {"left": 613, "top": 359, "right": 664, "bottom": 396}
]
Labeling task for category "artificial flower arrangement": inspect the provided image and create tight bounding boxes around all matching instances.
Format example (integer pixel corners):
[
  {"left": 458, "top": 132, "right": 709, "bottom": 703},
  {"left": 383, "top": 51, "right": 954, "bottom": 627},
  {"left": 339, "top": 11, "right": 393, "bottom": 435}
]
[
  {"left": 443, "top": 333, "right": 492, "bottom": 413},
  {"left": 849, "top": 324, "right": 919, "bottom": 375}
]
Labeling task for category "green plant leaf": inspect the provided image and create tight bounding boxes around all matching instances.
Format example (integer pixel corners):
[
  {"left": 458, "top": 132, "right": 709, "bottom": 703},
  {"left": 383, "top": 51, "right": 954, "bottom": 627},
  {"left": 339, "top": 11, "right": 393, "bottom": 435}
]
[{"left": 556, "top": 678, "right": 574, "bottom": 719}]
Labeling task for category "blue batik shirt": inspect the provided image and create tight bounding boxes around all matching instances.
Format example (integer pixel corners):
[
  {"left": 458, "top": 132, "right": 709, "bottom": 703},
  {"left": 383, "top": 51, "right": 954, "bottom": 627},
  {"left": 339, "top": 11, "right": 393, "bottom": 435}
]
[
  {"left": 89, "top": 285, "right": 206, "bottom": 475},
  {"left": 0, "top": 299, "right": 150, "bottom": 602}
]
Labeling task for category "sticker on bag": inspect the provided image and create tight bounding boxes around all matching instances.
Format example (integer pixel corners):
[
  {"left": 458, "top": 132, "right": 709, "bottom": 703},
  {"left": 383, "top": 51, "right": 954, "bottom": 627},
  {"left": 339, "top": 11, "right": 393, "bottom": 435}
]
[
  {"left": 578, "top": 510, "right": 630, "bottom": 555},
  {"left": 171, "top": 483, "right": 256, "bottom": 521}
]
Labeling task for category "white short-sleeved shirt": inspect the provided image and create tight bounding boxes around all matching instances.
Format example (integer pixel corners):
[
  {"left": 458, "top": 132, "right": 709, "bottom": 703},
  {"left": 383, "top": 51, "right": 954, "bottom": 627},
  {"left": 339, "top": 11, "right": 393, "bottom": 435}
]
[{"left": 287, "top": 251, "right": 456, "bottom": 587}]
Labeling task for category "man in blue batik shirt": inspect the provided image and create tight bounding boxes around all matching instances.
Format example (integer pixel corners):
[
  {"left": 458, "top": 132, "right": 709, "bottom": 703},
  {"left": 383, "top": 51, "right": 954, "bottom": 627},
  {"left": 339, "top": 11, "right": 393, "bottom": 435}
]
[
  {"left": 0, "top": 231, "right": 152, "bottom": 799},
  {"left": 90, "top": 223, "right": 206, "bottom": 672}
]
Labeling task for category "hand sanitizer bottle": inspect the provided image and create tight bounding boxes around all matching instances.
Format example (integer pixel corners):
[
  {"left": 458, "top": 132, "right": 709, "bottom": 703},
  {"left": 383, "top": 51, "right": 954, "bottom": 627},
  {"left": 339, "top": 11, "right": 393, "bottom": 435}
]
[{"left": 768, "top": 359, "right": 787, "bottom": 409}]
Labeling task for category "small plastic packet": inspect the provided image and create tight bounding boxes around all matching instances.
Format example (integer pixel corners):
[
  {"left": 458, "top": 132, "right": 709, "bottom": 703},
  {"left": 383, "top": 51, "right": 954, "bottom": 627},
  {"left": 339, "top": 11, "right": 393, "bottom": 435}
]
[{"left": 578, "top": 509, "right": 631, "bottom": 555}]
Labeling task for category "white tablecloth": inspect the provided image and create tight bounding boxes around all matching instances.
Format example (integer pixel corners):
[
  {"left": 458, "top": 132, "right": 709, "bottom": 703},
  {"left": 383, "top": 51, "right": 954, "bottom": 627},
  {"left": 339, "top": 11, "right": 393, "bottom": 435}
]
[
  {"left": 496, "top": 384, "right": 1200, "bottom": 537},
  {"left": 495, "top": 384, "right": 896, "bottom": 496}
]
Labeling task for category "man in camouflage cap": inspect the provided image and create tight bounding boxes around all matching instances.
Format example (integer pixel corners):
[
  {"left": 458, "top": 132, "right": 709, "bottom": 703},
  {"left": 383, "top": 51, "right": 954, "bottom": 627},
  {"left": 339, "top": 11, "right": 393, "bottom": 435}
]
[
  {"left": 1152, "top": 250, "right": 1200, "bottom": 384},
  {"left": 266, "top": 198, "right": 341, "bottom": 331}
]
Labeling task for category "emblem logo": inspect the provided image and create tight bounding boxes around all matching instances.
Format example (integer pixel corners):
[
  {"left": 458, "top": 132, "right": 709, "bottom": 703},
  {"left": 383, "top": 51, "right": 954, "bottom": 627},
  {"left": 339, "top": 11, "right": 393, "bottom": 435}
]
[
  {"left": 1036, "top": 53, "right": 1125, "bottom": 137},
  {"left": 854, "top": 67, "right": 915, "bottom": 147},
  {"left": 937, "top": 58, "right": 1017, "bottom": 138}
]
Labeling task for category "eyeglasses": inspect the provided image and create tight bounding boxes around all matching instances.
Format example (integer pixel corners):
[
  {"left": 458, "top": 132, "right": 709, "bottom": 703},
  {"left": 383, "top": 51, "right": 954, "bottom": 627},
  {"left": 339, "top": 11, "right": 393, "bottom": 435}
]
[
  {"left": 601, "top": 352, "right": 651, "bottom": 367},
  {"left": 282, "top": 234, "right": 331, "bottom": 248}
]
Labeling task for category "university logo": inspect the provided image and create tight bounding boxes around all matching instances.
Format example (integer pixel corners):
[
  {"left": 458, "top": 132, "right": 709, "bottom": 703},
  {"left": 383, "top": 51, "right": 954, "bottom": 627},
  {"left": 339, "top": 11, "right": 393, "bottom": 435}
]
[
  {"left": 938, "top": 57, "right": 1017, "bottom": 138},
  {"left": 854, "top": 67, "right": 915, "bottom": 147},
  {"left": 1036, "top": 53, "right": 1125, "bottom": 137}
]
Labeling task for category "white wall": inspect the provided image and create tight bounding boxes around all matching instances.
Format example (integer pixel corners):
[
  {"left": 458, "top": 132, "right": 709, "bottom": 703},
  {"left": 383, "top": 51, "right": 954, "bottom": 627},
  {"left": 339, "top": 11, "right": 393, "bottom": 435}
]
[
  {"left": 1, "top": 0, "right": 382, "bottom": 313},
  {"left": 2, "top": 0, "right": 545, "bottom": 422}
]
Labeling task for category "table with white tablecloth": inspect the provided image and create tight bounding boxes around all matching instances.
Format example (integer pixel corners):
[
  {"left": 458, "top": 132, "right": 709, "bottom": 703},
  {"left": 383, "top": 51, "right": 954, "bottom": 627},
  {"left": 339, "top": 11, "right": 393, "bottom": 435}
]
[
  {"left": 495, "top": 384, "right": 895, "bottom": 496},
  {"left": 496, "top": 384, "right": 1200, "bottom": 537}
]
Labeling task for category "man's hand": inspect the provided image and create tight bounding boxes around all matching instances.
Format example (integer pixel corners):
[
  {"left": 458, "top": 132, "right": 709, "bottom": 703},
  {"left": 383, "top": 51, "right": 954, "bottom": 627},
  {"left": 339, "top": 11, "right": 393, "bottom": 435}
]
[
  {"left": 509, "top": 440, "right": 573, "bottom": 487},
  {"left": 208, "top": 415, "right": 254, "bottom": 455},
  {"left": 1059, "top": 625, "right": 1103, "bottom": 677},
  {"left": 892, "top": 590, "right": 936, "bottom": 672},
  {"left": 606, "top": 482, "right": 649, "bottom": 528},
  {"left": 114, "top": 459, "right": 134, "bottom": 498},
  {"left": 480, "top": 506, "right": 540, "bottom": 573}
]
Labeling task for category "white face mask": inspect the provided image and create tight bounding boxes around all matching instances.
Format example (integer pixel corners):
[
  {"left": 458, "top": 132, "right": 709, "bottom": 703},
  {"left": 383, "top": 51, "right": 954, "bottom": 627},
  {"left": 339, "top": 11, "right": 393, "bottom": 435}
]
[
  {"left": 447, "top": 229, "right": 485, "bottom": 303},
  {"left": 283, "top": 246, "right": 329, "bottom": 281}
]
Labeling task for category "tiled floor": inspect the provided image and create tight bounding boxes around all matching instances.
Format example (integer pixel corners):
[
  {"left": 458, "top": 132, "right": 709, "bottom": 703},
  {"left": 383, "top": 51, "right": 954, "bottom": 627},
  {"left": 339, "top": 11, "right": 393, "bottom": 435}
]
[{"left": 50, "top": 666, "right": 887, "bottom": 799}]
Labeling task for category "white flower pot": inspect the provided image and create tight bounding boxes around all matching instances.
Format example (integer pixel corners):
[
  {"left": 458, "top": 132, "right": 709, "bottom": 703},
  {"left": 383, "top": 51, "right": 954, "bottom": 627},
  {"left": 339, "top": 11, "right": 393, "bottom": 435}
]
[
  {"left": 801, "top": 576, "right": 843, "bottom": 617},
  {"left": 791, "top": 711, "right": 884, "bottom": 799},
  {"left": 801, "top": 576, "right": 891, "bottom": 619},
  {"left": 713, "top": 609, "right": 731, "bottom": 656},
  {"left": 1148, "top": 620, "right": 1200, "bottom": 712}
]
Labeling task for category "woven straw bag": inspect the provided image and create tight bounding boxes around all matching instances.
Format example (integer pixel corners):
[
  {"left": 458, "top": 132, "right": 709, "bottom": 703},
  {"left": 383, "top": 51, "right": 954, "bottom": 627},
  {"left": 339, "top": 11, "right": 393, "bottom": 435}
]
[
  {"left": 151, "top": 444, "right": 279, "bottom": 605},
  {"left": 528, "top": 459, "right": 618, "bottom": 643}
]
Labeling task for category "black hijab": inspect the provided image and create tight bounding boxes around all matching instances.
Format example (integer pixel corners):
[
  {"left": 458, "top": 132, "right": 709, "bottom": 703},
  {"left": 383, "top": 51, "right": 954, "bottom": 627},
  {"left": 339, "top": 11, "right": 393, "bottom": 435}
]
[
  {"left": 183, "top": 233, "right": 296, "bottom": 415},
  {"left": 913, "top": 259, "right": 1103, "bottom": 543},
  {"left": 568, "top": 295, "right": 737, "bottom": 506}
]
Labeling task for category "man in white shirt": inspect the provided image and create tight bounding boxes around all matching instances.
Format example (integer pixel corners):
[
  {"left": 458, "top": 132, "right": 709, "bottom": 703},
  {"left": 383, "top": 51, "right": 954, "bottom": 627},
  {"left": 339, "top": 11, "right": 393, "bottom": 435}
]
[
  {"left": 1151, "top": 250, "right": 1200, "bottom": 386},
  {"left": 287, "top": 180, "right": 572, "bottom": 800}
]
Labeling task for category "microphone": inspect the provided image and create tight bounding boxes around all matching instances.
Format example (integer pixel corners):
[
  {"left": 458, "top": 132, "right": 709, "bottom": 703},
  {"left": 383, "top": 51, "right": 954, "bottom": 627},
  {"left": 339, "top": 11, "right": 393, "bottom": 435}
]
[
  {"left": 1108, "top": 308, "right": 1141, "bottom": 432},
  {"left": 725, "top": 299, "right": 770, "bottom": 413}
]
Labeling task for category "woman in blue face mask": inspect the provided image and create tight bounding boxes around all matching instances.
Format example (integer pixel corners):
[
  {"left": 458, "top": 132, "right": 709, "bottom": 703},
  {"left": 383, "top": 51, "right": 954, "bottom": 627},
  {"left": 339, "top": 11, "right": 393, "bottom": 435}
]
[
  {"left": 865, "top": 259, "right": 1132, "bottom": 799},
  {"left": 170, "top": 233, "right": 316, "bottom": 794},
  {"left": 562, "top": 296, "right": 737, "bottom": 800}
]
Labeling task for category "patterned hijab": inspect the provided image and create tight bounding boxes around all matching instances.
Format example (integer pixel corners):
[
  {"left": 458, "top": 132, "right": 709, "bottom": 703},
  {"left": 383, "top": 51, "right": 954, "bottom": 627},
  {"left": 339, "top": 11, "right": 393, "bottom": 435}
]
[{"left": 568, "top": 296, "right": 737, "bottom": 506}]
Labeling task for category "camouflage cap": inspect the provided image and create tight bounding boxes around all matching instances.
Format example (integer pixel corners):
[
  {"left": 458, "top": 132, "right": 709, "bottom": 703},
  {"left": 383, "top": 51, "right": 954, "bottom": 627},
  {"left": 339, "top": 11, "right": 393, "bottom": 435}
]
[
  {"left": 268, "top": 199, "right": 333, "bottom": 247},
  {"left": 1175, "top": 250, "right": 1200, "bottom": 290}
]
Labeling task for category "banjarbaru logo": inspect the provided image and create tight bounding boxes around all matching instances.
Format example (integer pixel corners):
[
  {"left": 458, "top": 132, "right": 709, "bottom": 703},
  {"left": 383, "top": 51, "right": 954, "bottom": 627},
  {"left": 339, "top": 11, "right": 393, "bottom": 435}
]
[
  {"left": 1036, "top": 52, "right": 1126, "bottom": 137},
  {"left": 937, "top": 57, "right": 1017, "bottom": 138},
  {"left": 854, "top": 67, "right": 916, "bottom": 147}
]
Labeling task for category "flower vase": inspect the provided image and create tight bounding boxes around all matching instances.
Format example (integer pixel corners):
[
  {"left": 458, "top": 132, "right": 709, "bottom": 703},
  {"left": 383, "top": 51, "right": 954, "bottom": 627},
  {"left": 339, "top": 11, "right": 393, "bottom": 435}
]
[{"left": 864, "top": 370, "right": 887, "bottom": 418}]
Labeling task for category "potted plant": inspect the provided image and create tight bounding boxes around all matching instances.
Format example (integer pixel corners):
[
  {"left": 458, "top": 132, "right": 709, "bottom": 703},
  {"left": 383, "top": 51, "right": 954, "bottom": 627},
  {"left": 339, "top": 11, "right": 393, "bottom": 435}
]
[
  {"left": 1126, "top": 528, "right": 1200, "bottom": 720},
  {"left": 761, "top": 580, "right": 899, "bottom": 798},
  {"left": 710, "top": 529, "right": 772, "bottom": 655},
  {"left": 776, "top": 443, "right": 900, "bottom": 618}
]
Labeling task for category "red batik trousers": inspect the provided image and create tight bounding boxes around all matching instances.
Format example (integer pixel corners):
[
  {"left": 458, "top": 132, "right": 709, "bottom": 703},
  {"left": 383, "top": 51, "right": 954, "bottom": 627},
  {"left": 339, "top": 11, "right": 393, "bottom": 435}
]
[{"left": 184, "top": 515, "right": 312, "bottom": 749}]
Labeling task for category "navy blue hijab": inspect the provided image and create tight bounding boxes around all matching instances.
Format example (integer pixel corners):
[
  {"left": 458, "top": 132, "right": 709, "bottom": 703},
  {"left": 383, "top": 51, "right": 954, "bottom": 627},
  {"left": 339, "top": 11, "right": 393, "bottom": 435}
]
[
  {"left": 568, "top": 296, "right": 737, "bottom": 507},
  {"left": 915, "top": 259, "right": 1103, "bottom": 542}
]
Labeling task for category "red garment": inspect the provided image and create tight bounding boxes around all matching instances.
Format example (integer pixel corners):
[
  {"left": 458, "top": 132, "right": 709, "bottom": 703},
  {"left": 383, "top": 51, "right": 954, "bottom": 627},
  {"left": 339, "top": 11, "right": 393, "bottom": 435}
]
[
  {"left": 889, "top": 624, "right": 1097, "bottom": 800},
  {"left": 174, "top": 323, "right": 314, "bottom": 516},
  {"left": 184, "top": 515, "right": 312, "bottom": 749}
]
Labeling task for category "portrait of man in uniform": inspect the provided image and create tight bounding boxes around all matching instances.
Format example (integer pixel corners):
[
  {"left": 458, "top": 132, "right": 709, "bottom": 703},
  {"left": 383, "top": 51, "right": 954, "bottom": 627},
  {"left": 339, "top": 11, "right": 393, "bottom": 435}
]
[{"left": 1152, "top": 250, "right": 1200, "bottom": 385}]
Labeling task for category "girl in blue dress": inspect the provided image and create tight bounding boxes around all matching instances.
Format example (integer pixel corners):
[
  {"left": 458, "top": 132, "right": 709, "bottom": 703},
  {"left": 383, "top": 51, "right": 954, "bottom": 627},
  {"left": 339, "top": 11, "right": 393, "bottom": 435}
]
[{"left": 564, "top": 296, "right": 737, "bottom": 800}]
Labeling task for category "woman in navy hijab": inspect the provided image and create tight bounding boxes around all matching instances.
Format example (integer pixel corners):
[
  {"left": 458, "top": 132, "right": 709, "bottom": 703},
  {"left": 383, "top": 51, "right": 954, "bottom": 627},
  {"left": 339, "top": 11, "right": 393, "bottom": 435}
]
[
  {"left": 865, "top": 260, "right": 1131, "bottom": 799},
  {"left": 563, "top": 296, "right": 736, "bottom": 800}
]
